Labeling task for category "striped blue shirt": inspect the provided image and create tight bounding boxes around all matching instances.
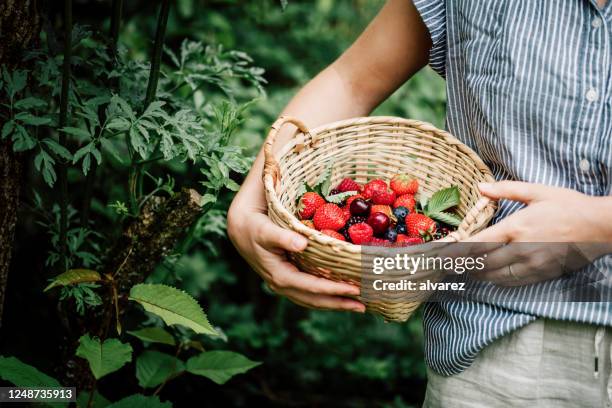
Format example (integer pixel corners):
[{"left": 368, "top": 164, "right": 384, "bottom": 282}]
[{"left": 412, "top": 0, "right": 612, "bottom": 375}]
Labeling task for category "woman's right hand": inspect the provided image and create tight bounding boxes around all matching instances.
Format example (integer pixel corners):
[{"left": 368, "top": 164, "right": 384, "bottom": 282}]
[{"left": 227, "top": 185, "right": 365, "bottom": 313}]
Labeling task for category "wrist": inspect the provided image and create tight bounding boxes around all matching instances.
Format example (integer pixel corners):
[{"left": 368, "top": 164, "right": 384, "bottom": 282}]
[{"left": 588, "top": 196, "right": 612, "bottom": 241}]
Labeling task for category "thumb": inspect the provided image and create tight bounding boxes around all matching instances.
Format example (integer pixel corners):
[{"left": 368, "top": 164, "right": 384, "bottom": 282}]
[
  {"left": 256, "top": 217, "right": 309, "bottom": 252},
  {"left": 478, "top": 181, "right": 550, "bottom": 204}
]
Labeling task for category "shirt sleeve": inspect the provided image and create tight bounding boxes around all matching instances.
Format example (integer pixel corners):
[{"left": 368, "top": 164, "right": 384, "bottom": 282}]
[{"left": 411, "top": 0, "right": 447, "bottom": 77}]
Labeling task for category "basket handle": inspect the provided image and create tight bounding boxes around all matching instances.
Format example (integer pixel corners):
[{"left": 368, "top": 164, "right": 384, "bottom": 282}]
[
  {"left": 263, "top": 115, "right": 311, "bottom": 187},
  {"left": 457, "top": 196, "right": 493, "bottom": 237}
]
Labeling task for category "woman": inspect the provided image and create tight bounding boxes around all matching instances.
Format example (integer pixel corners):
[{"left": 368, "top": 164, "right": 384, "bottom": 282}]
[{"left": 228, "top": 1, "right": 612, "bottom": 406}]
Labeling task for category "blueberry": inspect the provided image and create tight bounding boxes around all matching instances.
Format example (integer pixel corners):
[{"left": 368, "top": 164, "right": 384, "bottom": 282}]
[
  {"left": 384, "top": 227, "right": 398, "bottom": 242},
  {"left": 396, "top": 222, "right": 407, "bottom": 235},
  {"left": 393, "top": 206, "right": 409, "bottom": 221}
]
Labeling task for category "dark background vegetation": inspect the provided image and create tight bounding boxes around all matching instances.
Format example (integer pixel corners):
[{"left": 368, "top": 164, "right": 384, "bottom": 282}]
[{"left": 1, "top": 0, "right": 446, "bottom": 406}]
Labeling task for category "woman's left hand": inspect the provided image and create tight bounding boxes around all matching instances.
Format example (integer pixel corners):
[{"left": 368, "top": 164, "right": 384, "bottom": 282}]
[{"left": 462, "top": 181, "right": 612, "bottom": 286}]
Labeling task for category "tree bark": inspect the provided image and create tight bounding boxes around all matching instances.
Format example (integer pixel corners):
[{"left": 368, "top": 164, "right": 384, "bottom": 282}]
[{"left": 0, "top": 0, "right": 41, "bottom": 328}]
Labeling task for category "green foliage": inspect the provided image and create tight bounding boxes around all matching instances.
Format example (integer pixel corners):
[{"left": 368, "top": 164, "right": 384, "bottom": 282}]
[
  {"left": 106, "top": 394, "right": 172, "bottom": 408},
  {"left": 136, "top": 351, "right": 185, "bottom": 388},
  {"left": 129, "top": 284, "right": 217, "bottom": 336},
  {"left": 76, "top": 334, "right": 133, "bottom": 379},
  {"left": 0, "top": 356, "right": 62, "bottom": 388},
  {"left": 127, "top": 327, "right": 176, "bottom": 346},
  {"left": 424, "top": 186, "right": 462, "bottom": 226},
  {"left": 186, "top": 351, "right": 261, "bottom": 385},
  {"left": 44, "top": 268, "right": 102, "bottom": 292},
  {"left": 76, "top": 391, "right": 110, "bottom": 408}
]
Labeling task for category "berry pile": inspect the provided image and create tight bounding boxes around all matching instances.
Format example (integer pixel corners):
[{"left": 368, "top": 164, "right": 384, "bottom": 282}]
[{"left": 296, "top": 170, "right": 463, "bottom": 246}]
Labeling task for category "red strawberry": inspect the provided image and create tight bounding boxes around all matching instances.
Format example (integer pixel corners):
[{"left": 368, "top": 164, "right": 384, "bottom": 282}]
[
  {"left": 390, "top": 174, "right": 419, "bottom": 195},
  {"left": 341, "top": 205, "right": 351, "bottom": 222},
  {"left": 313, "top": 203, "right": 346, "bottom": 231},
  {"left": 405, "top": 213, "right": 437, "bottom": 239},
  {"left": 396, "top": 234, "right": 423, "bottom": 246},
  {"left": 370, "top": 204, "right": 392, "bottom": 218},
  {"left": 301, "top": 220, "right": 315, "bottom": 229},
  {"left": 362, "top": 179, "right": 388, "bottom": 200},
  {"left": 348, "top": 223, "right": 373, "bottom": 245},
  {"left": 321, "top": 229, "right": 346, "bottom": 241},
  {"left": 335, "top": 178, "right": 362, "bottom": 193},
  {"left": 393, "top": 194, "right": 416, "bottom": 211},
  {"left": 298, "top": 192, "right": 325, "bottom": 219},
  {"left": 371, "top": 188, "right": 396, "bottom": 205},
  {"left": 369, "top": 237, "right": 391, "bottom": 246}
]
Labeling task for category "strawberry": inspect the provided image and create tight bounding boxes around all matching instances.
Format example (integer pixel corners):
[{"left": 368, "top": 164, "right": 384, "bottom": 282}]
[
  {"left": 301, "top": 220, "right": 315, "bottom": 229},
  {"left": 390, "top": 174, "right": 419, "bottom": 195},
  {"left": 370, "top": 204, "right": 392, "bottom": 218},
  {"left": 405, "top": 213, "right": 437, "bottom": 239},
  {"left": 393, "top": 194, "right": 416, "bottom": 211},
  {"left": 362, "top": 179, "right": 388, "bottom": 200},
  {"left": 396, "top": 234, "right": 423, "bottom": 246},
  {"left": 335, "top": 178, "right": 362, "bottom": 193},
  {"left": 348, "top": 223, "right": 373, "bottom": 245},
  {"left": 371, "top": 188, "right": 396, "bottom": 205},
  {"left": 298, "top": 192, "right": 326, "bottom": 219},
  {"left": 313, "top": 203, "right": 346, "bottom": 231},
  {"left": 341, "top": 205, "right": 351, "bottom": 223},
  {"left": 369, "top": 237, "right": 391, "bottom": 246},
  {"left": 321, "top": 229, "right": 346, "bottom": 241}
]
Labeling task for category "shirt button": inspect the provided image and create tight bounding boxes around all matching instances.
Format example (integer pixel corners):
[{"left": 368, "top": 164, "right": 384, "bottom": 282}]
[
  {"left": 579, "top": 159, "right": 591, "bottom": 172},
  {"left": 592, "top": 17, "right": 603, "bottom": 28},
  {"left": 586, "top": 88, "right": 598, "bottom": 102}
]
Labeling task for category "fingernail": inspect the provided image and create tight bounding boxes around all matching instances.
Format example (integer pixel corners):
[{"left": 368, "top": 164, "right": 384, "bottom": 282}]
[
  {"left": 292, "top": 236, "right": 307, "bottom": 250},
  {"left": 355, "top": 306, "right": 366, "bottom": 313}
]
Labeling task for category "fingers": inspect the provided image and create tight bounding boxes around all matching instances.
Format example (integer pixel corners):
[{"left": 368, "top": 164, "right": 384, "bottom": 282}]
[
  {"left": 463, "top": 220, "right": 512, "bottom": 243},
  {"left": 280, "top": 288, "right": 366, "bottom": 313},
  {"left": 478, "top": 181, "right": 555, "bottom": 204},
  {"left": 254, "top": 215, "right": 308, "bottom": 252}
]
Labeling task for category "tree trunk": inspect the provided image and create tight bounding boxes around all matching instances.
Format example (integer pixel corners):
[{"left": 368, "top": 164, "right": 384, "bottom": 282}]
[{"left": 0, "top": 0, "right": 41, "bottom": 327}]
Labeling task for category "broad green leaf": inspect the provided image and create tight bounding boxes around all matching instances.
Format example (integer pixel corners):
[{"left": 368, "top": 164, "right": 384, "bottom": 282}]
[
  {"left": 425, "top": 186, "right": 460, "bottom": 215},
  {"left": 186, "top": 351, "right": 261, "bottom": 385},
  {"left": 325, "top": 190, "right": 357, "bottom": 204},
  {"left": 129, "top": 284, "right": 217, "bottom": 336},
  {"left": 0, "top": 356, "right": 66, "bottom": 408},
  {"left": 14, "top": 96, "right": 47, "bottom": 110},
  {"left": 106, "top": 394, "right": 172, "bottom": 408},
  {"left": 127, "top": 327, "right": 176, "bottom": 346},
  {"left": 76, "top": 334, "right": 133, "bottom": 379},
  {"left": 42, "top": 138, "right": 72, "bottom": 161},
  {"left": 428, "top": 211, "right": 463, "bottom": 227},
  {"left": 61, "top": 126, "right": 91, "bottom": 139},
  {"left": 76, "top": 391, "right": 110, "bottom": 408},
  {"left": 136, "top": 351, "right": 185, "bottom": 388},
  {"left": 2, "top": 120, "right": 14, "bottom": 138},
  {"left": 44, "top": 269, "right": 102, "bottom": 292}
]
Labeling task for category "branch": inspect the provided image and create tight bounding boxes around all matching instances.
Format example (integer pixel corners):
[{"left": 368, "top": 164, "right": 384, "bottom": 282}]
[{"left": 58, "top": 0, "right": 73, "bottom": 272}]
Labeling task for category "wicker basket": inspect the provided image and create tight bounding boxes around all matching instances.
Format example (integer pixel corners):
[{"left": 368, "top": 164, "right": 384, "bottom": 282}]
[{"left": 262, "top": 116, "right": 497, "bottom": 322}]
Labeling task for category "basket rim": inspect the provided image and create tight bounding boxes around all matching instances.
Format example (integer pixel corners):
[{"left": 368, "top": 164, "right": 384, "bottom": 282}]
[{"left": 263, "top": 116, "right": 496, "bottom": 251}]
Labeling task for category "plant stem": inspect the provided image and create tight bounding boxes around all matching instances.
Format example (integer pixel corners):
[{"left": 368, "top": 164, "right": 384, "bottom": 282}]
[
  {"left": 130, "top": 0, "right": 170, "bottom": 214},
  {"left": 58, "top": 0, "right": 73, "bottom": 272},
  {"left": 80, "top": 0, "right": 123, "bottom": 227}
]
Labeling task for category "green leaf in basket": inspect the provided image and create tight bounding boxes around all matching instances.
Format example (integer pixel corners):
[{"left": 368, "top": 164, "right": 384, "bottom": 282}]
[
  {"left": 325, "top": 190, "right": 357, "bottom": 204},
  {"left": 313, "top": 160, "right": 334, "bottom": 196},
  {"left": 425, "top": 186, "right": 461, "bottom": 215},
  {"left": 427, "top": 211, "right": 462, "bottom": 227}
]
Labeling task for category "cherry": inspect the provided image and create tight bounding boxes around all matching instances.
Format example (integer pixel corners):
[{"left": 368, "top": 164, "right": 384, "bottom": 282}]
[
  {"left": 367, "top": 212, "right": 390, "bottom": 235},
  {"left": 350, "top": 198, "right": 371, "bottom": 216}
]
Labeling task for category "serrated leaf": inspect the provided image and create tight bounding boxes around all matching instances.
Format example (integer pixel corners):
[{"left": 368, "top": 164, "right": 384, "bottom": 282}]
[
  {"left": 44, "top": 269, "right": 102, "bottom": 292},
  {"left": 325, "top": 190, "right": 357, "bottom": 204},
  {"left": 106, "top": 394, "right": 172, "bottom": 408},
  {"left": 15, "top": 112, "right": 51, "bottom": 126},
  {"left": 100, "top": 138, "right": 126, "bottom": 164},
  {"left": 316, "top": 161, "right": 334, "bottom": 197},
  {"left": 136, "top": 351, "right": 185, "bottom": 388},
  {"left": 200, "top": 194, "right": 216, "bottom": 207},
  {"left": 60, "top": 126, "right": 91, "bottom": 139},
  {"left": 129, "top": 284, "right": 217, "bottom": 336},
  {"left": 2, "top": 120, "right": 14, "bottom": 138},
  {"left": 0, "top": 356, "right": 65, "bottom": 408},
  {"left": 42, "top": 138, "right": 72, "bottom": 160},
  {"left": 14, "top": 96, "right": 47, "bottom": 110},
  {"left": 77, "top": 391, "right": 110, "bottom": 408},
  {"left": 127, "top": 327, "right": 176, "bottom": 346},
  {"left": 186, "top": 351, "right": 261, "bottom": 385},
  {"left": 76, "top": 334, "right": 133, "bottom": 379},
  {"left": 428, "top": 211, "right": 463, "bottom": 227},
  {"left": 425, "top": 186, "right": 460, "bottom": 215}
]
